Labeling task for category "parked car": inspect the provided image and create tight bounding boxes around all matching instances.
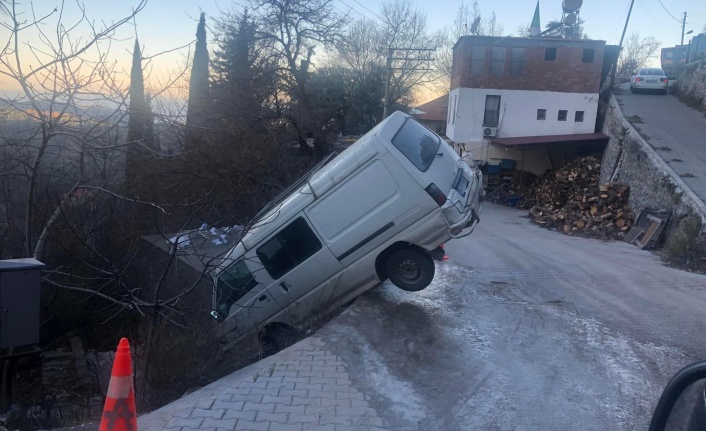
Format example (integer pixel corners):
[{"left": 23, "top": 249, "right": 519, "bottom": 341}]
[
  {"left": 630, "top": 68, "right": 669, "bottom": 94},
  {"left": 211, "top": 112, "right": 483, "bottom": 351}
]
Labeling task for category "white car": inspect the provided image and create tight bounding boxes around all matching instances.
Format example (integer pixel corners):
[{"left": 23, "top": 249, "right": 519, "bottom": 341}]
[
  {"left": 212, "top": 112, "right": 483, "bottom": 351},
  {"left": 630, "top": 68, "right": 669, "bottom": 94}
]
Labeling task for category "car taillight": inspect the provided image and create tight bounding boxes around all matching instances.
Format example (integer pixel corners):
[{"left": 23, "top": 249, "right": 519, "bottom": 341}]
[
  {"left": 660, "top": 78, "right": 668, "bottom": 82},
  {"left": 635, "top": 77, "right": 643, "bottom": 82},
  {"left": 425, "top": 183, "right": 447, "bottom": 206}
]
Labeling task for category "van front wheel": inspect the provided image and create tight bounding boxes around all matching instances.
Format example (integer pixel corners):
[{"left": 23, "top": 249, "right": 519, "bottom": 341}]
[{"left": 386, "top": 249, "right": 435, "bottom": 292}]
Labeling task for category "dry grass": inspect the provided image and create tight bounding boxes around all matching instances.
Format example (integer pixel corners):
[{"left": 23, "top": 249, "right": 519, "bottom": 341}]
[{"left": 664, "top": 215, "right": 706, "bottom": 271}]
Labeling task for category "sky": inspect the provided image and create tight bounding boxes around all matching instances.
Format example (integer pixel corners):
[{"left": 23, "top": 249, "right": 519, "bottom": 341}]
[{"left": 1, "top": 0, "right": 704, "bottom": 98}]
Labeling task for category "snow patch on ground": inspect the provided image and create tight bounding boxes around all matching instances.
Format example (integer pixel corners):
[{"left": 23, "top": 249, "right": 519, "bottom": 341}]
[{"left": 346, "top": 328, "right": 426, "bottom": 424}]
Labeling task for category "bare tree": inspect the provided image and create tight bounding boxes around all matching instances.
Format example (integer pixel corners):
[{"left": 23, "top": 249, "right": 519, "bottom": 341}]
[
  {"left": 239, "top": 0, "right": 349, "bottom": 157},
  {"left": 483, "top": 12, "right": 504, "bottom": 37},
  {"left": 437, "top": 1, "right": 503, "bottom": 83},
  {"left": 380, "top": 0, "right": 445, "bottom": 108},
  {"left": 0, "top": 0, "right": 149, "bottom": 258},
  {"left": 617, "top": 33, "right": 661, "bottom": 75},
  {"left": 337, "top": 20, "right": 385, "bottom": 79}
]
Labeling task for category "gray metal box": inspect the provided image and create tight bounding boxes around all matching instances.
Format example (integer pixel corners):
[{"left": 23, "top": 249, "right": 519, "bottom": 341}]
[{"left": 0, "top": 258, "right": 44, "bottom": 349}]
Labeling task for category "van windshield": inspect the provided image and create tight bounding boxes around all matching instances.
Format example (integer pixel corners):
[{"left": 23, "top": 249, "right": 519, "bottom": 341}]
[
  {"left": 215, "top": 260, "right": 258, "bottom": 317},
  {"left": 391, "top": 118, "right": 441, "bottom": 172}
]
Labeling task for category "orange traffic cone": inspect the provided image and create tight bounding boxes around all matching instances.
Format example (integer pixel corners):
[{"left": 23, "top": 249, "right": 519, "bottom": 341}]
[
  {"left": 440, "top": 244, "right": 449, "bottom": 261},
  {"left": 99, "top": 338, "right": 137, "bottom": 431}
]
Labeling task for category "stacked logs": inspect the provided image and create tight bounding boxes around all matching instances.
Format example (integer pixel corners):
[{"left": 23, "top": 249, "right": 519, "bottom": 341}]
[{"left": 528, "top": 155, "right": 634, "bottom": 239}]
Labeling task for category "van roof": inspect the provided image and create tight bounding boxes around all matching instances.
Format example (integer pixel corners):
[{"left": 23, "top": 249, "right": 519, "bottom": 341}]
[{"left": 238, "top": 111, "right": 409, "bottom": 252}]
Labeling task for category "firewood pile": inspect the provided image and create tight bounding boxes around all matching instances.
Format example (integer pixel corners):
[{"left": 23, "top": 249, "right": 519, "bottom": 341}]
[
  {"left": 486, "top": 170, "right": 538, "bottom": 209},
  {"left": 527, "top": 155, "right": 634, "bottom": 239}
]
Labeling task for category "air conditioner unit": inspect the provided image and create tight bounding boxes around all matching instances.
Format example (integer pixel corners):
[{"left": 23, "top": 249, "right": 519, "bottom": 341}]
[{"left": 483, "top": 127, "right": 498, "bottom": 138}]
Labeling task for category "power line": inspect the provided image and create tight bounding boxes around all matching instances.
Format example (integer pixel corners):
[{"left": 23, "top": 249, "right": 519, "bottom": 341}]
[
  {"left": 349, "top": 0, "right": 385, "bottom": 23},
  {"left": 656, "top": 0, "right": 681, "bottom": 23},
  {"left": 635, "top": 0, "right": 674, "bottom": 29},
  {"left": 610, "top": 1, "right": 635, "bottom": 41},
  {"left": 337, "top": 0, "right": 383, "bottom": 29}
]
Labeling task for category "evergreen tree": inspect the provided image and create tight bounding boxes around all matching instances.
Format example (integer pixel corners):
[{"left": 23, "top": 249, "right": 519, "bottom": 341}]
[
  {"left": 125, "top": 39, "right": 154, "bottom": 189},
  {"left": 212, "top": 10, "right": 276, "bottom": 130},
  {"left": 186, "top": 12, "right": 210, "bottom": 146}
]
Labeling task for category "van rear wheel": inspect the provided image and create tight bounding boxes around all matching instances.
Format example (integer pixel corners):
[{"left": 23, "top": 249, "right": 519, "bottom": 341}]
[{"left": 386, "top": 249, "right": 435, "bottom": 292}]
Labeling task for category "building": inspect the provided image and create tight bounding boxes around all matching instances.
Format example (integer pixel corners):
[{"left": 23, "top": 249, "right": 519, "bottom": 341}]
[
  {"left": 411, "top": 94, "right": 448, "bottom": 136},
  {"left": 446, "top": 35, "right": 617, "bottom": 175}
]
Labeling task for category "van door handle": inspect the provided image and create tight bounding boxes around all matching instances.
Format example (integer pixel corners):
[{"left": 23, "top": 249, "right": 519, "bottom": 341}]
[
  {"left": 280, "top": 282, "right": 289, "bottom": 292},
  {"left": 258, "top": 295, "right": 267, "bottom": 302}
]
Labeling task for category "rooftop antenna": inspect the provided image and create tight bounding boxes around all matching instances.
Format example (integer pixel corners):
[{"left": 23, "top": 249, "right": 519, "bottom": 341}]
[{"left": 470, "top": 17, "right": 481, "bottom": 35}]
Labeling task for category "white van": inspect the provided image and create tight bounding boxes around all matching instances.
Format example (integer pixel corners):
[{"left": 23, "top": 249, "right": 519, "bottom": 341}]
[{"left": 212, "top": 112, "right": 483, "bottom": 350}]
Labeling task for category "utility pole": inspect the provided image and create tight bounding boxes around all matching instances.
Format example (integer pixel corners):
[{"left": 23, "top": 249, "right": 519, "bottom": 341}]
[
  {"left": 382, "top": 47, "right": 436, "bottom": 119},
  {"left": 610, "top": 0, "right": 634, "bottom": 89},
  {"left": 681, "top": 11, "right": 687, "bottom": 45}
]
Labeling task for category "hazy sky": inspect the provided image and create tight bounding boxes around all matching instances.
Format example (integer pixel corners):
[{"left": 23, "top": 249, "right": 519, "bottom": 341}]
[{"left": 1, "top": 0, "right": 704, "bottom": 97}]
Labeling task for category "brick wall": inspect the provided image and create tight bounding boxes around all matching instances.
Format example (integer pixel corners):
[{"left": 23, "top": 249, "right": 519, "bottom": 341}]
[{"left": 451, "top": 36, "right": 605, "bottom": 94}]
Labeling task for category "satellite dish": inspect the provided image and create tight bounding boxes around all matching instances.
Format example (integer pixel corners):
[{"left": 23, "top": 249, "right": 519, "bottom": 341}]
[
  {"left": 562, "top": 0, "right": 583, "bottom": 13},
  {"left": 563, "top": 13, "right": 577, "bottom": 25},
  {"left": 470, "top": 17, "right": 481, "bottom": 34}
]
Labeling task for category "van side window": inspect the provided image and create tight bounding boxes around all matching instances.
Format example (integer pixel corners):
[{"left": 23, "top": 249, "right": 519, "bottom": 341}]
[
  {"left": 257, "top": 217, "right": 322, "bottom": 279},
  {"left": 391, "top": 118, "right": 441, "bottom": 172},
  {"left": 216, "top": 260, "right": 258, "bottom": 317}
]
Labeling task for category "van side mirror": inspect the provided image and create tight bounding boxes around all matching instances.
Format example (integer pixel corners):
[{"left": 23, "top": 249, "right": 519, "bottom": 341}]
[{"left": 649, "top": 361, "right": 706, "bottom": 430}]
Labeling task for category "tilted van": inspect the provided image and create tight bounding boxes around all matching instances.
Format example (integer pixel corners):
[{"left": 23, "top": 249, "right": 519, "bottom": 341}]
[{"left": 212, "top": 112, "right": 483, "bottom": 350}]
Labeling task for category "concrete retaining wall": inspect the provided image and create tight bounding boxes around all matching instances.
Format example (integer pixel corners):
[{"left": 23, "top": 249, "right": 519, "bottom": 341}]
[{"left": 600, "top": 94, "right": 706, "bottom": 240}]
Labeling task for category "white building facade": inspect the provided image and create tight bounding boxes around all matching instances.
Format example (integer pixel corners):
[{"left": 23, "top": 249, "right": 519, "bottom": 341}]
[{"left": 446, "top": 36, "right": 610, "bottom": 174}]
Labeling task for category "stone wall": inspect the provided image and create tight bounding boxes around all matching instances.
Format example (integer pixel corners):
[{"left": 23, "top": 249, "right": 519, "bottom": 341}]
[
  {"left": 600, "top": 94, "right": 706, "bottom": 241},
  {"left": 678, "top": 60, "right": 706, "bottom": 112}
]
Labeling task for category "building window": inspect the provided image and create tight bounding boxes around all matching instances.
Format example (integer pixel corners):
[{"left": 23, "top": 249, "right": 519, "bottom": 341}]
[
  {"left": 483, "top": 95, "right": 501, "bottom": 127},
  {"left": 537, "top": 109, "right": 546, "bottom": 120},
  {"left": 490, "top": 47, "right": 505, "bottom": 76},
  {"left": 470, "top": 47, "right": 486, "bottom": 75},
  {"left": 558, "top": 110, "right": 568, "bottom": 121},
  {"left": 545, "top": 47, "right": 557, "bottom": 61},
  {"left": 575, "top": 111, "right": 584, "bottom": 122},
  {"left": 257, "top": 217, "right": 322, "bottom": 280},
  {"left": 509, "top": 48, "right": 525, "bottom": 77},
  {"left": 582, "top": 49, "right": 595, "bottom": 63}
]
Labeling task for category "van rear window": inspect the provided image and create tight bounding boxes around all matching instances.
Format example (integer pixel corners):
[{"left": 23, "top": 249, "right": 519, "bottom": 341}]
[{"left": 391, "top": 118, "right": 441, "bottom": 172}]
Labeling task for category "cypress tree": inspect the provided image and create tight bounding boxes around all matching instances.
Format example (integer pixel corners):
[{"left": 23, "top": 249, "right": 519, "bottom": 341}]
[
  {"left": 186, "top": 12, "right": 210, "bottom": 147},
  {"left": 126, "top": 39, "right": 154, "bottom": 187}
]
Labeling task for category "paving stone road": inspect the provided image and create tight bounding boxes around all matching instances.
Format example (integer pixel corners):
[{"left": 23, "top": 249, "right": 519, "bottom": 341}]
[{"left": 139, "top": 338, "right": 385, "bottom": 431}]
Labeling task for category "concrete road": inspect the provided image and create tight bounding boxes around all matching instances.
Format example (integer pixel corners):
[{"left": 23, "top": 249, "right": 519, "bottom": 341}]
[
  {"left": 139, "top": 204, "right": 706, "bottom": 431},
  {"left": 615, "top": 84, "right": 706, "bottom": 203},
  {"left": 320, "top": 204, "right": 706, "bottom": 430}
]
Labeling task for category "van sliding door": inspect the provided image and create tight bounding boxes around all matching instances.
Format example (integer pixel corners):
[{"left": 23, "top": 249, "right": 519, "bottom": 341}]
[{"left": 256, "top": 217, "right": 342, "bottom": 308}]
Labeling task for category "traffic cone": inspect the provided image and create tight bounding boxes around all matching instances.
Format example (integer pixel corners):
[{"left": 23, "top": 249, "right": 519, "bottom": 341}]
[
  {"left": 99, "top": 338, "right": 137, "bottom": 431},
  {"left": 440, "top": 244, "right": 449, "bottom": 261}
]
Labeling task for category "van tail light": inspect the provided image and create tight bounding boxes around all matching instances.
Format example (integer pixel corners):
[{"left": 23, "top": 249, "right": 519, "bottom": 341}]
[
  {"left": 425, "top": 183, "right": 447, "bottom": 206},
  {"left": 635, "top": 77, "right": 643, "bottom": 82},
  {"left": 660, "top": 78, "right": 668, "bottom": 83}
]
